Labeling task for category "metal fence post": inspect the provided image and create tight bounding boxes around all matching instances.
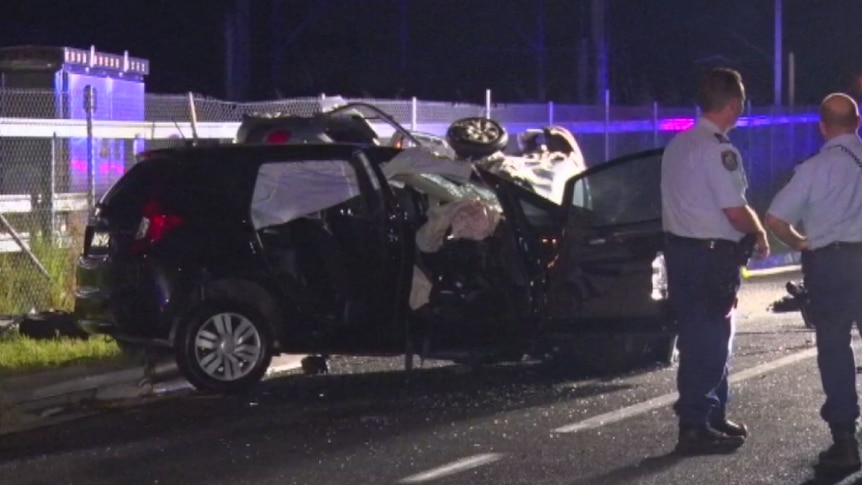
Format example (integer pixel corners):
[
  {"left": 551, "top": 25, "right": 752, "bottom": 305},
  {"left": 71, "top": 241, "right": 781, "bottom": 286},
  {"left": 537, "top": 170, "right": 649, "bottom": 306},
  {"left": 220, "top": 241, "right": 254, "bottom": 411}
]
[
  {"left": 187, "top": 92, "right": 199, "bottom": 143},
  {"left": 652, "top": 101, "right": 659, "bottom": 147},
  {"left": 411, "top": 96, "right": 417, "bottom": 131},
  {"left": 485, "top": 89, "right": 492, "bottom": 119},
  {"left": 769, "top": 104, "right": 776, "bottom": 199},
  {"left": 84, "top": 85, "right": 97, "bottom": 214},
  {"left": 746, "top": 99, "right": 753, "bottom": 145},
  {"left": 604, "top": 89, "right": 610, "bottom": 160},
  {"left": 47, "top": 132, "right": 57, "bottom": 244}
]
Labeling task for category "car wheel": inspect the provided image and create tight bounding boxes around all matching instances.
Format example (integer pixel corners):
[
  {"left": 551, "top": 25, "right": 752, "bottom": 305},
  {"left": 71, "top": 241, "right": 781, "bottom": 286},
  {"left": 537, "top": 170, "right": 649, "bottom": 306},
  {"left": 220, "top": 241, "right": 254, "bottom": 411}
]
[
  {"left": 19, "top": 310, "right": 88, "bottom": 340},
  {"left": 175, "top": 301, "right": 273, "bottom": 394},
  {"left": 446, "top": 117, "right": 509, "bottom": 158}
]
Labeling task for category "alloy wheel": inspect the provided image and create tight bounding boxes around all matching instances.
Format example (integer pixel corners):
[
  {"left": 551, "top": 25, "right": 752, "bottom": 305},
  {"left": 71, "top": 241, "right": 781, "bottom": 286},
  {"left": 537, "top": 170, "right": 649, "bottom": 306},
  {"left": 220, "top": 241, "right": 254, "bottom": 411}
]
[
  {"left": 193, "top": 312, "right": 264, "bottom": 382},
  {"left": 452, "top": 118, "right": 502, "bottom": 144}
]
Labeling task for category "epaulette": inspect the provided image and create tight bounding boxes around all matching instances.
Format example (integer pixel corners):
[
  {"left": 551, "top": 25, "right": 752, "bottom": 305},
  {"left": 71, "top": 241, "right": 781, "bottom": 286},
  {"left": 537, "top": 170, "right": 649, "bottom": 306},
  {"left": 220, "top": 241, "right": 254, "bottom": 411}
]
[{"left": 713, "top": 133, "right": 731, "bottom": 144}]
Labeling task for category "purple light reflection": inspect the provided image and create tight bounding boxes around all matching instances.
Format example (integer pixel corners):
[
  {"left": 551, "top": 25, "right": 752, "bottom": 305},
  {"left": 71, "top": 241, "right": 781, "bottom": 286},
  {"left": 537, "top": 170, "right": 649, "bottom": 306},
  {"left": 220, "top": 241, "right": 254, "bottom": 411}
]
[
  {"left": 70, "top": 159, "right": 126, "bottom": 176},
  {"left": 658, "top": 119, "right": 694, "bottom": 131},
  {"left": 658, "top": 114, "right": 819, "bottom": 132}
]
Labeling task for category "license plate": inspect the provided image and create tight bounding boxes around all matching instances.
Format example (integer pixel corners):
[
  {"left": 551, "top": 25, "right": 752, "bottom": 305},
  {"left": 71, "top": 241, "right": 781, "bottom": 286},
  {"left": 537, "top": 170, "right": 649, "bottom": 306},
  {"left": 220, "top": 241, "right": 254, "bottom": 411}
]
[{"left": 91, "top": 231, "right": 110, "bottom": 248}]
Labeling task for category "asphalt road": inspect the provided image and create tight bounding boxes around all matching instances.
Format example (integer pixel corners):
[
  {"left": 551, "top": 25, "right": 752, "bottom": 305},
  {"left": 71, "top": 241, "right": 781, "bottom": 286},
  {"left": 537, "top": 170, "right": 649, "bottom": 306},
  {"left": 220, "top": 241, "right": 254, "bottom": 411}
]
[{"left": 2, "top": 270, "right": 861, "bottom": 485}]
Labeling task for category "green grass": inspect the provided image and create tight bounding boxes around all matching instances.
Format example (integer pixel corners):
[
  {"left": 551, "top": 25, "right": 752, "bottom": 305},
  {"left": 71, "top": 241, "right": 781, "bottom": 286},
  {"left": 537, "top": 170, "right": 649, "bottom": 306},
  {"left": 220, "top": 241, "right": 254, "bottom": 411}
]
[
  {"left": 0, "top": 329, "right": 128, "bottom": 379},
  {"left": 0, "top": 232, "right": 79, "bottom": 314},
  {"left": 0, "top": 228, "right": 133, "bottom": 379}
]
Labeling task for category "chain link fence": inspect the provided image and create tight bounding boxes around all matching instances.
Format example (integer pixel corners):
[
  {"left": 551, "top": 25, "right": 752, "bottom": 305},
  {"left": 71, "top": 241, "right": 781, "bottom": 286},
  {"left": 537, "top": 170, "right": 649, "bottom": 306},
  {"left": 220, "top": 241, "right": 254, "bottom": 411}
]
[{"left": 0, "top": 87, "right": 822, "bottom": 313}]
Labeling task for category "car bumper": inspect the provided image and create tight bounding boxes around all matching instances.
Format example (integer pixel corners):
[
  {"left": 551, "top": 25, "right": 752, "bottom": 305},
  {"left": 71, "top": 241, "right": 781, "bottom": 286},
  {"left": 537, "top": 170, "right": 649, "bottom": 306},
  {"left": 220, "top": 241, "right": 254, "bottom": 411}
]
[
  {"left": 76, "top": 254, "right": 173, "bottom": 340},
  {"left": 74, "top": 285, "right": 113, "bottom": 334}
]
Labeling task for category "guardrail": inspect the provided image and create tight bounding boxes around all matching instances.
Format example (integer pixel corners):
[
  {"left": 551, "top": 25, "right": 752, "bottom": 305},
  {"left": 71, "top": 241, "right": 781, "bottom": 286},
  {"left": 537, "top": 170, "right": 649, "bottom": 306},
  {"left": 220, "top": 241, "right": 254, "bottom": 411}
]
[
  {"left": 0, "top": 118, "right": 239, "bottom": 140},
  {"left": 0, "top": 193, "right": 87, "bottom": 253}
]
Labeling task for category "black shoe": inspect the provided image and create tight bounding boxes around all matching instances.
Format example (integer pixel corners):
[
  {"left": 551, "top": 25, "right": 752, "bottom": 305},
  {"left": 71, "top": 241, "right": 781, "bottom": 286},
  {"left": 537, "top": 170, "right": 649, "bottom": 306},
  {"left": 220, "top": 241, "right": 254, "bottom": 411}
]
[
  {"left": 709, "top": 419, "right": 749, "bottom": 438},
  {"left": 816, "top": 432, "right": 861, "bottom": 475},
  {"left": 675, "top": 425, "right": 746, "bottom": 455}
]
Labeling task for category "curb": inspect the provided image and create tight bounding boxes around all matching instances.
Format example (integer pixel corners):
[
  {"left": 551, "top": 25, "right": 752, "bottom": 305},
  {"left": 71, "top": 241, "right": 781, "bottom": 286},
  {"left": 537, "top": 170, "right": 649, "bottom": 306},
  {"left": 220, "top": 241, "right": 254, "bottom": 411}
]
[
  {"left": 5, "top": 367, "right": 146, "bottom": 408},
  {"left": 0, "top": 354, "right": 306, "bottom": 436}
]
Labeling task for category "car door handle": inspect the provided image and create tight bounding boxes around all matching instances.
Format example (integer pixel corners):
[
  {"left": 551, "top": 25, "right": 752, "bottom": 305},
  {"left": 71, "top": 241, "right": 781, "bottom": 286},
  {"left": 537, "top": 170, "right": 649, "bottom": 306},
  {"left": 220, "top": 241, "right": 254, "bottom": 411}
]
[{"left": 587, "top": 237, "right": 607, "bottom": 246}]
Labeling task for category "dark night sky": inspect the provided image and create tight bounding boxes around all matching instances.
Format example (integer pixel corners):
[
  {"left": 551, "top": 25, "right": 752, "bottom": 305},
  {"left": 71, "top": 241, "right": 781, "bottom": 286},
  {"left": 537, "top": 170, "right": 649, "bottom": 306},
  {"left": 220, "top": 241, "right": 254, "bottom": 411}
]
[{"left": 1, "top": 0, "right": 861, "bottom": 106}]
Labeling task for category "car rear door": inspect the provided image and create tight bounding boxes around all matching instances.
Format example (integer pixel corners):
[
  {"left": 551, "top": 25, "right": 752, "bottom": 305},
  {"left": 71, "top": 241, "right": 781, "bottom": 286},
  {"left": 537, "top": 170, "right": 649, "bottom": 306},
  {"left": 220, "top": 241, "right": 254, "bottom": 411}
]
[
  {"left": 323, "top": 150, "right": 413, "bottom": 350},
  {"left": 253, "top": 150, "right": 411, "bottom": 351},
  {"left": 545, "top": 148, "right": 670, "bottom": 332}
]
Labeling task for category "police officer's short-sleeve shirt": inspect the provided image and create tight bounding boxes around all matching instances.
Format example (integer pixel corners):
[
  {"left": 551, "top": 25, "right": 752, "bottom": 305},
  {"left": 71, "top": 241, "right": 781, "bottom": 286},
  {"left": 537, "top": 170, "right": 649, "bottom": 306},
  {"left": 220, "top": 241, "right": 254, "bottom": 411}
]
[
  {"left": 767, "top": 133, "right": 862, "bottom": 249},
  {"left": 661, "top": 117, "right": 749, "bottom": 242}
]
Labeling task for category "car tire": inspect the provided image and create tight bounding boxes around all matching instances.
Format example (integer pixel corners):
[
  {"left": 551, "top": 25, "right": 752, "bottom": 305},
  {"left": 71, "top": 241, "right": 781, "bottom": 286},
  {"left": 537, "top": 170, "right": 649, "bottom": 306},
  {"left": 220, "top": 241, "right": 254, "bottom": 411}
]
[
  {"left": 19, "top": 310, "right": 89, "bottom": 340},
  {"left": 175, "top": 300, "right": 273, "bottom": 394},
  {"left": 446, "top": 117, "right": 509, "bottom": 158}
]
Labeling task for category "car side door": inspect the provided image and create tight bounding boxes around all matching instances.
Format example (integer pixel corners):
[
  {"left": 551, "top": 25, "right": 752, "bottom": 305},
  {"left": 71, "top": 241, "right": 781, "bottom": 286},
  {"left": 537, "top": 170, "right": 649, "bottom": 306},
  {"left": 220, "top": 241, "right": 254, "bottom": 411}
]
[
  {"left": 324, "top": 150, "right": 413, "bottom": 350},
  {"left": 545, "top": 148, "right": 671, "bottom": 332},
  {"left": 252, "top": 153, "right": 411, "bottom": 351}
]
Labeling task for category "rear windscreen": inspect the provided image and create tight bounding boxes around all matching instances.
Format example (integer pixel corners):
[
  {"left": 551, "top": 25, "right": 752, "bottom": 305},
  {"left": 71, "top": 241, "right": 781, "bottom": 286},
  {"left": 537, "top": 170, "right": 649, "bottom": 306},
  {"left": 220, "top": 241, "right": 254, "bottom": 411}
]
[{"left": 98, "top": 158, "right": 179, "bottom": 224}]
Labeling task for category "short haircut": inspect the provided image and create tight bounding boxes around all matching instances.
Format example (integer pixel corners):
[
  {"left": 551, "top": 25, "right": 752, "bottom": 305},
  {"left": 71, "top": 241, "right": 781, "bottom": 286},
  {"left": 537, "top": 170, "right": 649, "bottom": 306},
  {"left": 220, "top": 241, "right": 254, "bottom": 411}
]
[
  {"left": 697, "top": 68, "right": 744, "bottom": 113},
  {"left": 819, "top": 93, "right": 860, "bottom": 130}
]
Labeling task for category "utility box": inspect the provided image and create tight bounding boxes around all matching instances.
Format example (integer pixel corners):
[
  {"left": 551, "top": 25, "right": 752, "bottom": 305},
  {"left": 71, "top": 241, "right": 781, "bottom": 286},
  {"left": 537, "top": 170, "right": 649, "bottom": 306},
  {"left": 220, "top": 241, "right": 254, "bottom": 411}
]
[
  {"left": 0, "top": 46, "right": 148, "bottom": 250},
  {"left": 0, "top": 45, "right": 149, "bottom": 196}
]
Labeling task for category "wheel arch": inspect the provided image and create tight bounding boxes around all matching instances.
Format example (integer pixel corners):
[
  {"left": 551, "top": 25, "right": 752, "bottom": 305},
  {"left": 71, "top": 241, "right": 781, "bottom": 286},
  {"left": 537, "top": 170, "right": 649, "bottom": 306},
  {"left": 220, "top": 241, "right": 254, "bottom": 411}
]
[{"left": 169, "top": 278, "right": 287, "bottom": 352}]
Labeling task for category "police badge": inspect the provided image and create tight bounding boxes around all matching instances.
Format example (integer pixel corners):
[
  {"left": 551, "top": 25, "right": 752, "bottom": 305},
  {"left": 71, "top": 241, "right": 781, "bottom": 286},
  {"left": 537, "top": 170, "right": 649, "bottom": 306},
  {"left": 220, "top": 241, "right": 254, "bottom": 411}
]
[{"left": 721, "top": 150, "right": 739, "bottom": 171}]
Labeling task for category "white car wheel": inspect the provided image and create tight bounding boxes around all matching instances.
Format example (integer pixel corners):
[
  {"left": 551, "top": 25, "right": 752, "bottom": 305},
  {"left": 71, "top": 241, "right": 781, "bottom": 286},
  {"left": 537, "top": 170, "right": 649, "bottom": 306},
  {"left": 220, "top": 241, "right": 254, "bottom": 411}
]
[
  {"left": 176, "top": 301, "right": 273, "bottom": 394},
  {"left": 193, "top": 312, "right": 264, "bottom": 382}
]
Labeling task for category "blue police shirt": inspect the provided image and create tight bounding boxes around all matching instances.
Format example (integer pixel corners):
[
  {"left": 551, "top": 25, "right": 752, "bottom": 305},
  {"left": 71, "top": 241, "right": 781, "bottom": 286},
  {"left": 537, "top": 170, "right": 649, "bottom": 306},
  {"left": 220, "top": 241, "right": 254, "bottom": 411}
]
[
  {"left": 661, "top": 117, "right": 749, "bottom": 242},
  {"left": 767, "top": 133, "right": 862, "bottom": 250}
]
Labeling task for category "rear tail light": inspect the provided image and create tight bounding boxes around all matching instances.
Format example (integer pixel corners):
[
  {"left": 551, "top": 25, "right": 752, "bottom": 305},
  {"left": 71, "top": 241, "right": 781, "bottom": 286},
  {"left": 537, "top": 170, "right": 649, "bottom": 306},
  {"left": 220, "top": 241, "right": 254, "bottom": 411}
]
[
  {"left": 264, "top": 130, "right": 292, "bottom": 144},
  {"left": 132, "top": 199, "right": 184, "bottom": 254}
]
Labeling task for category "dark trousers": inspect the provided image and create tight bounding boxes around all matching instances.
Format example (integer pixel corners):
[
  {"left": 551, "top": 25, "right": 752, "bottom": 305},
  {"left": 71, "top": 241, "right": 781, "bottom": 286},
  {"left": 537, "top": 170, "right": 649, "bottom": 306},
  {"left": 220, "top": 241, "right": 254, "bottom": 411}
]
[
  {"left": 802, "top": 246, "right": 862, "bottom": 432},
  {"left": 665, "top": 238, "right": 741, "bottom": 427}
]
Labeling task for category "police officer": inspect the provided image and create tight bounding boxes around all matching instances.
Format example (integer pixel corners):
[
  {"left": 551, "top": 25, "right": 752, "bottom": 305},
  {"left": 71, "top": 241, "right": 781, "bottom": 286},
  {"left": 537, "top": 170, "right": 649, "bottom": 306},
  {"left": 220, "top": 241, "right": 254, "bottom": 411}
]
[
  {"left": 661, "top": 67, "right": 770, "bottom": 455},
  {"left": 766, "top": 93, "right": 862, "bottom": 474}
]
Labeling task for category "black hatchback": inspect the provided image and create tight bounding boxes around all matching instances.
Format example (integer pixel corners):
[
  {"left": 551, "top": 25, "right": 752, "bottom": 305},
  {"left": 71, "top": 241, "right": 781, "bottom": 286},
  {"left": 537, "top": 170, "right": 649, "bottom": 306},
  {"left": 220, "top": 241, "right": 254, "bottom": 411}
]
[{"left": 75, "top": 141, "right": 675, "bottom": 393}]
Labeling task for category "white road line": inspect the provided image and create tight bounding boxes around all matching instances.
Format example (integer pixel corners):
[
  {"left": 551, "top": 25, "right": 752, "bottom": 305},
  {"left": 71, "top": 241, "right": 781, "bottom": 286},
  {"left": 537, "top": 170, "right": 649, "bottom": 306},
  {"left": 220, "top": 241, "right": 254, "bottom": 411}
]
[
  {"left": 552, "top": 347, "right": 818, "bottom": 434},
  {"left": 398, "top": 453, "right": 506, "bottom": 484}
]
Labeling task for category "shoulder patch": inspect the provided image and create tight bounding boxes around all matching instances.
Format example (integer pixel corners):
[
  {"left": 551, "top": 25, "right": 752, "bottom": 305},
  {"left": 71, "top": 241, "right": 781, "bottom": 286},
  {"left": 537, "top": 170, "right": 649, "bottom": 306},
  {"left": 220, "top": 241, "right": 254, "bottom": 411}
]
[{"left": 721, "top": 150, "right": 739, "bottom": 171}]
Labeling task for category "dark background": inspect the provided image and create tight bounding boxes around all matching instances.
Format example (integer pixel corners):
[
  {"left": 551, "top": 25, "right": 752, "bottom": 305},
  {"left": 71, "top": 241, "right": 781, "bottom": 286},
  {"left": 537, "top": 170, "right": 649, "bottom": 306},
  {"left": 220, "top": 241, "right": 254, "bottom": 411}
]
[{"left": 1, "top": 0, "right": 859, "bottom": 105}]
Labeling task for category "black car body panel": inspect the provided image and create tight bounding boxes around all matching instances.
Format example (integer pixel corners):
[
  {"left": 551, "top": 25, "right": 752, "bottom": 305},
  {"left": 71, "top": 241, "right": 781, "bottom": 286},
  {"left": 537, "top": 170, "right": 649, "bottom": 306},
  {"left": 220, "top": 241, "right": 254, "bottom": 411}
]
[
  {"left": 76, "top": 144, "right": 417, "bottom": 353},
  {"left": 545, "top": 148, "right": 668, "bottom": 332},
  {"left": 75, "top": 137, "right": 672, "bottom": 390}
]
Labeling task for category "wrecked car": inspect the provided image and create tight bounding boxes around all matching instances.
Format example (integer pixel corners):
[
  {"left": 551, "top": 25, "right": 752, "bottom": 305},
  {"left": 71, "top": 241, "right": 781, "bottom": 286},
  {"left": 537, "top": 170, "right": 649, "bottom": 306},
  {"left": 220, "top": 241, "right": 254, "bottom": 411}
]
[
  {"left": 74, "top": 103, "right": 675, "bottom": 394},
  {"left": 236, "top": 101, "right": 586, "bottom": 205}
]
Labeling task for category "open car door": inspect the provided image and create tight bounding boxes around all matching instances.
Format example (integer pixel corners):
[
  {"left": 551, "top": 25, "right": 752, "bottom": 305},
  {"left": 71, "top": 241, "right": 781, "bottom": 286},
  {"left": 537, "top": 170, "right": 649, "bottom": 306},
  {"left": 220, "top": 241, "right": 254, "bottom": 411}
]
[{"left": 547, "top": 148, "right": 671, "bottom": 334}]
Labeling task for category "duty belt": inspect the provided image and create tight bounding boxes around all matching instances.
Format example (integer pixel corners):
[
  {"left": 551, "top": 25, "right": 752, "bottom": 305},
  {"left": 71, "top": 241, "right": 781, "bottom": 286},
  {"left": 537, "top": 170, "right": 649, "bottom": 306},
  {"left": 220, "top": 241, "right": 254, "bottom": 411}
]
[{"left": 664, "top": 233, "right": 737, "bottom": 252}]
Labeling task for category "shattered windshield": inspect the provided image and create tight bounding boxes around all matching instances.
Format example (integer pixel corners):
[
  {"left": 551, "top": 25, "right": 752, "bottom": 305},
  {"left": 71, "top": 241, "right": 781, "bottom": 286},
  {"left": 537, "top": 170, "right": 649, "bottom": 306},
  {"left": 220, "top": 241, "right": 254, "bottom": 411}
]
[{"left": 410, "top": 173, "right": 500, "bottom": 208}]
